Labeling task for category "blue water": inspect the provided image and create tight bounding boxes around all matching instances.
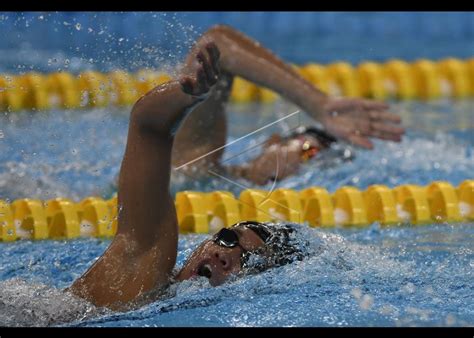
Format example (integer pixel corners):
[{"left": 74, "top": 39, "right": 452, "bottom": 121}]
[
  {"left": 0, "top": 12, "right": 473, "bottom": 327},
  {"left": 0, "top": 223, "right": 472, "bottom": 326},
  {"left": 0, "top": 100, "right": 473, "bottom": 200},
  {"left": 1, "top": 12, "right": 473, "bottom": 72},
  {"left": 0, "top": 99, "right": 473, "bottom": 327}
]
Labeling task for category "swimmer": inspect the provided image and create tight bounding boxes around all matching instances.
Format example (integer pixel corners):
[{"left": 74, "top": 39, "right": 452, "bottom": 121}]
[{"left": 69, "top": 25, "right": 405, "bottom": 310}]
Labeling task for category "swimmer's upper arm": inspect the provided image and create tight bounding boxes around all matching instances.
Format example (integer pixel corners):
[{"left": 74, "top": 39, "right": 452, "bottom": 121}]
[{"left": 190, "top": 24, "right": 328, "bottom": 120}]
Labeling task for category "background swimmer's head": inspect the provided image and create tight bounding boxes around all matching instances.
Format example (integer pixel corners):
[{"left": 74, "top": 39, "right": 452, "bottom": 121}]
[
  {"left": 244, "top": 127, "right": 336, "bottom": 185},
  {"left": 175, "top": 222, "right": 307, "bottom": 286}
]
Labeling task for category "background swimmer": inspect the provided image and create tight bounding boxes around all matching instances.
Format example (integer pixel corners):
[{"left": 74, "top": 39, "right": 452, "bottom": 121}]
[
  {"left": 101, "top": 25, "right": 404, "bottom": 188},
  {"left": 68, "top": 25, "right": 404, "bottom": 310}
]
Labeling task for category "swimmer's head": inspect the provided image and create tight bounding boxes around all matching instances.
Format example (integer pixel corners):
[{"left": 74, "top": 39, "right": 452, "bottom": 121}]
[
  {"left": 244, "top": 127, "right": 336, "bottom": 185},
  {"left": 175, "top": 221, "right": 306, "bottom": 286}
]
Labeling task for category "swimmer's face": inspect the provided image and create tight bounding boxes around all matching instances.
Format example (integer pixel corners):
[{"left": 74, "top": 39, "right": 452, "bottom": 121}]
[{"left": 175, "top": 225, "right": 266, "bottom": 286}]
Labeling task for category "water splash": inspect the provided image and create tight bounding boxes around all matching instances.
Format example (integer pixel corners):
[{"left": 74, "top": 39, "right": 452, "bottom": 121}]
[{"left": 0, "top": 278, "right": 102, "bottom": 327}]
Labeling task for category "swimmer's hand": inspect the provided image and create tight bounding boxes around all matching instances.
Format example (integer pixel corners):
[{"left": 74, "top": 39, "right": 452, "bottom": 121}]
[
  {"left": 180, "top": 42, "right": 220, "bottom": 100},
  {"left": 317, "top": 98, "right": 405, "bottom": 149}
]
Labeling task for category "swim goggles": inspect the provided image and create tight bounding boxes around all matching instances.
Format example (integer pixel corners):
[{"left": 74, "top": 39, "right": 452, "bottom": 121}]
[
  {"left": 295, "top": 135, "right": 320, "bottom": 162},
  {"left": 286, "top": 126, "right": 337, "bottom": 162},
  {"left": 212, "top": 221, "right": 270, "bottom": 250}
]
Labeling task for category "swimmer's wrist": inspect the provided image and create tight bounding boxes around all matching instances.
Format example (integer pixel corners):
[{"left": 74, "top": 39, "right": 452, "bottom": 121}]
[{"left": 304, "top": 93, "right": 330, "bottom": 121}]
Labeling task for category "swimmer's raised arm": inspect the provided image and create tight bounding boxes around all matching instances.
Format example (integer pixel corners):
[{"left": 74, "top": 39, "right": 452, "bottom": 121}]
[
  {"left": 184, "top": 25, "right": 328, "bottom": 118},
  {"left": 187, "top": 25, "right": 404, "bottom": 149},
  {"left": 69, "top": 43, "right": 221, "bottom": 310}
]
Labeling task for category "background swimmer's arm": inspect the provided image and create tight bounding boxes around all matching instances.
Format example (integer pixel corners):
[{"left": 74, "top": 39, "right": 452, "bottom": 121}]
[
  {"left": 184, "top": 25, "right": 327, "bottom": 117},
  {"left": 190, "top": 25, "right": 404, "bottom": 149},
  {"left": 69, "top": 43, "right": 221, "bottom": 310}
]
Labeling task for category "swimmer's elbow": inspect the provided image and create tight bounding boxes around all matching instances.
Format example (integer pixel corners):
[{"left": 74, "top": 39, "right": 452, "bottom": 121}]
[
  {"left": 201, "top": 24, "right": 235, "bottom": 42},
  {"left": 207, "top": 24, "right": 233, "bottom": 34}
]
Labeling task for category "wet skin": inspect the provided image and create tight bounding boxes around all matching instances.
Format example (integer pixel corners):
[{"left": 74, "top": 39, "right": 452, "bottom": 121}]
[
  {"left": 175, "top": 225, "right": 266, "bottom": 286},
  {"left": 69, "top": 25, "right": 405, "bottom": 311},
  {"left": 243, "top": 133, "right": 324, "bottom": 185},
  {"left": 171, "top": 25, "right": 405, "bottom": 183}
]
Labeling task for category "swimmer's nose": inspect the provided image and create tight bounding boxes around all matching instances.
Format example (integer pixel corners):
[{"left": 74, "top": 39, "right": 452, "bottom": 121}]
[{"left": 213, "top": 250, "right": 231, "bottom": 270}]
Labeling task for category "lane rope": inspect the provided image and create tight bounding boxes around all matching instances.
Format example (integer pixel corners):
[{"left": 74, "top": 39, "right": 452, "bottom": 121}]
[
  {"left": 0, "top": 58, "right": 473, "bottom": 112},
  {"left": 1, "top": 180, "right": 473, "bottom": 240}
]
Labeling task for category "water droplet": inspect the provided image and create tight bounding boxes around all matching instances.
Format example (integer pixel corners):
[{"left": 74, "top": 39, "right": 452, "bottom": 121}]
[
  {"left": 75, "top": 23, "right": 82, "bottom": 31},
  {"left": 350, "top": 287, "right": 362, "bottom": 299},
  {"left": 445, "top": 314, "right": 456, "bottom": 326},
  {"left": 359, "top": 294, "right": 373, "bottom": 310},
  {"left": 403, "top": 282, "right": 416, "bottom": 294},
  {"left": 0, "top": 130, "right": 4, "bottom": 139}
]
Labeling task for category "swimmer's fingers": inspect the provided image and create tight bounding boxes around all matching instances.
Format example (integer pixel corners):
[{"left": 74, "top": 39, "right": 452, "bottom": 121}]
[
  {"left": 180, "top": 76, "right": 195, "bottom": 96},
  {"left": 368, "top": 121, "right": 405, "bottom": 142},
  {"left": 205, "top": 42, "right": 220, "bottom": 66},
  {"left": 330, "top": 123, "right": 374, "bottom": 149},
  {"left": 204, "top": 42, "right": 220, "bottom": 79},
  {"left": 368, "top": 110, "right": 402, "bottom": 124},
  {"left": 179, "top": 66, "right": 209, "bottom": 97},
  {"left": 368, "top": 129, "right": 403, "bottom": 142},
  {"left": 361, "top": 99, "right": 390, "bottom": 111},
  {"left": 346, "top": 134, "right": 374, "bottom": 149},
  {"left": 196, "top": 66, "right": 210, "bottom": 92},
  {"left": 197, "top": 51, "right": 216, "bottom": 85},
  {"left": 370, "top": 121, "right": 405, "bottom": 135}
]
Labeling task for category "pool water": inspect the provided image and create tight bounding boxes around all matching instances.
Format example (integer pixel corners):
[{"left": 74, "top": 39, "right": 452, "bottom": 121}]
[
  {"left": 0, "top": 12, "right": 473, "bottom": 326},
  {"left": 0, "top": 98, "right": 473, "bottom": 327}
]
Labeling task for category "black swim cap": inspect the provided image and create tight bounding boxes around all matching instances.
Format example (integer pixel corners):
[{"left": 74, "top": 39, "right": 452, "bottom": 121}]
[
  {"left": 234, "top": 222, "right": 308, "bottom": 274},
  {"left": 289, "top": 125, "right": 337, "bottom": 148}
]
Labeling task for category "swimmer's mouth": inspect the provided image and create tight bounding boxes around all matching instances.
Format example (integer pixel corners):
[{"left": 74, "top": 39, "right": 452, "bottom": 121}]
[{"left": 197, "top": 264, "right": 212, "bottom": 279}]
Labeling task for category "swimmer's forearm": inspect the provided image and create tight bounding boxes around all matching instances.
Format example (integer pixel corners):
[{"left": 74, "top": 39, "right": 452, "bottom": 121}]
[
  {"left": 118, "top": 81, "right": 200, "bottom": 240},
  {"left": 120, "top": 43, "right": 220, "bottom": 239},
  {"left": 194, "top": 25, "right": 329, "bottom": 119}
]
